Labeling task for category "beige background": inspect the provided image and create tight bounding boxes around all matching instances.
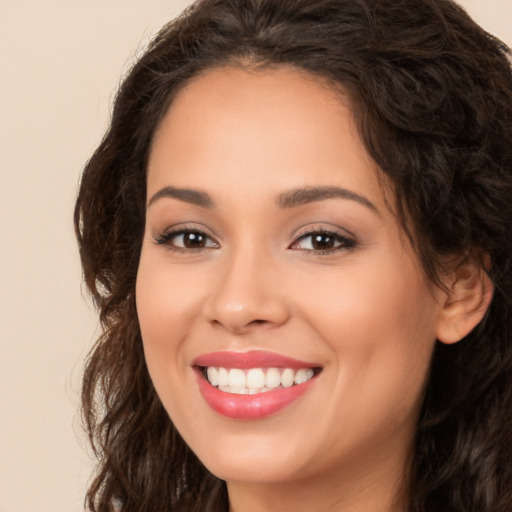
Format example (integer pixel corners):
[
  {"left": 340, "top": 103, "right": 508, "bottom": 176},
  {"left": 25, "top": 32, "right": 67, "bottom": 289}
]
[{"left": 0, "top": 1, "right": 510, "bottom": 511}]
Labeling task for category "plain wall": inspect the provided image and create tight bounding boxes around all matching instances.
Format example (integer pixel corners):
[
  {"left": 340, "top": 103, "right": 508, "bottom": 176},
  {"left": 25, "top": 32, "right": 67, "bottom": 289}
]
[{"left": 0, "top": 1, "right": 510, "bottom": 511}]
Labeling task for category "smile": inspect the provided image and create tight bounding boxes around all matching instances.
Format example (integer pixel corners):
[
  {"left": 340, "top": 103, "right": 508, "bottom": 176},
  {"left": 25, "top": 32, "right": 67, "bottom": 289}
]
[
  {"left": 192, "top": 351, "right": 322, "bottom": 419},
  {"left": 204, "top": 366, "right": 316, "bottom": 394}
]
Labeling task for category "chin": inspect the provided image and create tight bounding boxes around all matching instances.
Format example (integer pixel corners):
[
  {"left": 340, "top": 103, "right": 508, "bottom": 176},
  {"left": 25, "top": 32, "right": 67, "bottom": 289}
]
[
  {"left": 205, "top": 456, "right": 304, "bottom": 485},
  {"left": 186, "top": 432, "right": 311, "bottom": 485}
]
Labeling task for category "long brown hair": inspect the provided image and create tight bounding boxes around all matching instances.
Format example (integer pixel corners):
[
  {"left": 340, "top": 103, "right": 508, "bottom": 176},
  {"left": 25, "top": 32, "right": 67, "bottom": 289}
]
[{"left": 75, "top": 1, "right": 512, "bottom": 510}]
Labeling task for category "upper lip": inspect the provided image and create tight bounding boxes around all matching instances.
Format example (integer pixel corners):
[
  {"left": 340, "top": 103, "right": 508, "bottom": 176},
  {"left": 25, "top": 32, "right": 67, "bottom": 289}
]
[{"left": 192, "top": 350, "right": 320, "bottom": 369}]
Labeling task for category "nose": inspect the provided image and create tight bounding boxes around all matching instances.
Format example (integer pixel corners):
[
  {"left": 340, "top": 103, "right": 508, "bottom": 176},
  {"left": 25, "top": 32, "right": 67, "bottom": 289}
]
[{"left": 204, "top": 246, "right": 291, "bottom": 334}]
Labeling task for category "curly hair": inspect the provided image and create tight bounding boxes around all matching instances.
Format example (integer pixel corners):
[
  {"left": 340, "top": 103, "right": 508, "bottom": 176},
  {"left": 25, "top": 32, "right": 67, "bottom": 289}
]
[{"left": 74, "top": 0, "right": 512, "bottom": 510}]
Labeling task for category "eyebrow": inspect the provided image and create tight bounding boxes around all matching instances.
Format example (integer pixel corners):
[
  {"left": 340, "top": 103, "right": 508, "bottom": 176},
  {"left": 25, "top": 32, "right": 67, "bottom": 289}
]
[
  {"left": 147, "top": 185, "right": 379, "bottom": 214},
  {"left": 277, "top": 186, "right": 379, "bottom": 214},
  {"left": 147, "top": 186, "right": 215, "bottom": 208}
]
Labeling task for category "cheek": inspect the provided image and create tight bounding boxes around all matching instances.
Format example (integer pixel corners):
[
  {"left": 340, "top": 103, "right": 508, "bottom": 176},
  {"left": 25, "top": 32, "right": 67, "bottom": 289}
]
[
  {"left": 135, "top": 254, "right": 196, "bottom": 395},
  {"left": 300, "top": 260, "right": 434, "bottom": 339},
  {"left": 296, "top": 253, "right": 439, "bottom": 398},
  {"left": 135, "top": 259, "right": 203, "bottom": 426},
  {"left": 136, "top": 257, "right": 203, "bottom": 348}
]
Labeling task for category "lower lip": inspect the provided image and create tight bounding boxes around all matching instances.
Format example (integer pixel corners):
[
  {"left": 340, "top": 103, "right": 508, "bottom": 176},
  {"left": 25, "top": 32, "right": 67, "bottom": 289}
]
[{"left": 195, "top": 370, "right": 317, "bottom": 420}]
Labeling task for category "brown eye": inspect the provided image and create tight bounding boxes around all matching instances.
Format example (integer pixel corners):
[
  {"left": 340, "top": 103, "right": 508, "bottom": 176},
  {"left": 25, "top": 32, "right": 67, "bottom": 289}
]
[
  {"left": 155, "top": 229, "right": 219, "bottom": 251},
  {"left": 291, "top": 230, "right": 356, "bottom": 253},
  {"left": 310, "top": 233, "right": 337, "bottom": 250},
  {"left": 181, "top": 231, "right": 207, "bottom": 248}
]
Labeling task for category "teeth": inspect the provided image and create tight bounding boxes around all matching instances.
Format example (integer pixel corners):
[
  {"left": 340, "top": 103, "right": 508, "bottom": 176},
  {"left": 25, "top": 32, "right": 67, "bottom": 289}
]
[
  {"left": 230, "top": 386, "right": 247, "bottom": 395},
  {"left": 206, "top": 367, "right": 219, "bottom": 386},
  {"left": 294, "top": 369, "right": 311, "bottom": 385},
  {"left": 218, "top": 367, "right": 229, "bottom": 387},
  {"left": 228, "top": 368, "right": 246, "bottom": 388},
  {"left": 204, "top": 366, "right": 316, "bottom": 394},
  {"left": 246, "top": 368, "right": 265, "bottom": 388},
  {"left": 281, "top": 368, "right": 295, "bottom": 388},
  {"left": 265, "top": 368, "right": 281, "bottom": 389}
]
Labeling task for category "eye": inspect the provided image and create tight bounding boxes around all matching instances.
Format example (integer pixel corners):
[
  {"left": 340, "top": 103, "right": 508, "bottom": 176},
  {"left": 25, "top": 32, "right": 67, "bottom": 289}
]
[
  {"left": 290, "top": 229, "right": 356, "bottom": 254},
  {"left": 154, "top": 229, "right": 219, "bottom": 251}
]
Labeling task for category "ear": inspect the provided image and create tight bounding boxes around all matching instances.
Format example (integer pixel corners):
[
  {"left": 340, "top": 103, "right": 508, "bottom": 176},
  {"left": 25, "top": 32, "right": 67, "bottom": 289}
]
[{"left": 436, "top": 253, "right": 494, "bottom": 344}]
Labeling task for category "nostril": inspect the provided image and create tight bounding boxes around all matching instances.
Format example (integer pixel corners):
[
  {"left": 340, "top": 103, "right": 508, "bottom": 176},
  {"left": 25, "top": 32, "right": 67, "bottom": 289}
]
[{"left": 249, "top": 319, "right": 268, "bottom": 327}]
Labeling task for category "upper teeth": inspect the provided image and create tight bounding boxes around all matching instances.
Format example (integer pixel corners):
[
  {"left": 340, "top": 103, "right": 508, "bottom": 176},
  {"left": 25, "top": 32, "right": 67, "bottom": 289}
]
[{"left": 205, "top": 367, "right": 315, "bottom": 394}]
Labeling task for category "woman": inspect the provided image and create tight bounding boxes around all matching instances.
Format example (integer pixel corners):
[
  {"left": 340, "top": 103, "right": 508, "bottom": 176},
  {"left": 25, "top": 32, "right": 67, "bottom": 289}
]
[{"left": 75, "top": 0, "right": 512, "bottom": 511}]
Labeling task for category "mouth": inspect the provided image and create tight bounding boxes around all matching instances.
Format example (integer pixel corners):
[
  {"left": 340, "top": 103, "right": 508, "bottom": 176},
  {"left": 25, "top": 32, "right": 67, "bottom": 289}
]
[
  {"left": 199, "top": 366, "right": 319, "bottom": 395},
  {"left": 192, "top": 351, "right": 322, "bottom": 419}
]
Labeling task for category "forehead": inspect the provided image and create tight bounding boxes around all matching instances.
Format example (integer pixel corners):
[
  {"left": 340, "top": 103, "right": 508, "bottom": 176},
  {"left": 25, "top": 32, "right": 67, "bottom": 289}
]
[{"left": 147, "top": 65, "right": 388, "bottom": 208}]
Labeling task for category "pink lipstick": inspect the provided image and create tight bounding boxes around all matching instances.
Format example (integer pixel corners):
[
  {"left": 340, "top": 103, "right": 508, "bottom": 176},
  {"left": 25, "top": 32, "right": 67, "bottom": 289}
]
[{"left": 193, "top": 350, "right": 321, "bottom": 420}]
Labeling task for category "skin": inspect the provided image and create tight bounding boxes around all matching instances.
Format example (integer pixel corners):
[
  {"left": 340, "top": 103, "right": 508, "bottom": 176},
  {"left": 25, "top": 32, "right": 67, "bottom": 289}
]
[{"left": 136, "top": 66, "right": 452, "bottom": 512}]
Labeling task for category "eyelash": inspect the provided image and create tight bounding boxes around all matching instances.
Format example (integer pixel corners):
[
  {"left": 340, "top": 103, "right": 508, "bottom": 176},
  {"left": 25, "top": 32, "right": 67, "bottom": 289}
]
[
  {"left": 153, "top": 227, "right": 219, "bottom": 253},
  {"left": 290, "top": 228, "right": 356, "bottom": 254},
  {"left": 153, "top": 227, "right": 356, "bottom": 255}
]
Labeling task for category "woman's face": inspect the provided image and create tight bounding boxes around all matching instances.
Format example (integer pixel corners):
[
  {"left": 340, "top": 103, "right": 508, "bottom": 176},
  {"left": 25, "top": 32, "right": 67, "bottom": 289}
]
[{"left": 136, "top": 67, "right": 446, "bottom": 486}]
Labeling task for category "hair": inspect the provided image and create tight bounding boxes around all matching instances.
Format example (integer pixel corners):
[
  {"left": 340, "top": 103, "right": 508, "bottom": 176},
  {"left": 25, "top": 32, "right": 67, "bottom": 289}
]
[{"left": 74, "top": 0, "right": 512, "bottom": 511}]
